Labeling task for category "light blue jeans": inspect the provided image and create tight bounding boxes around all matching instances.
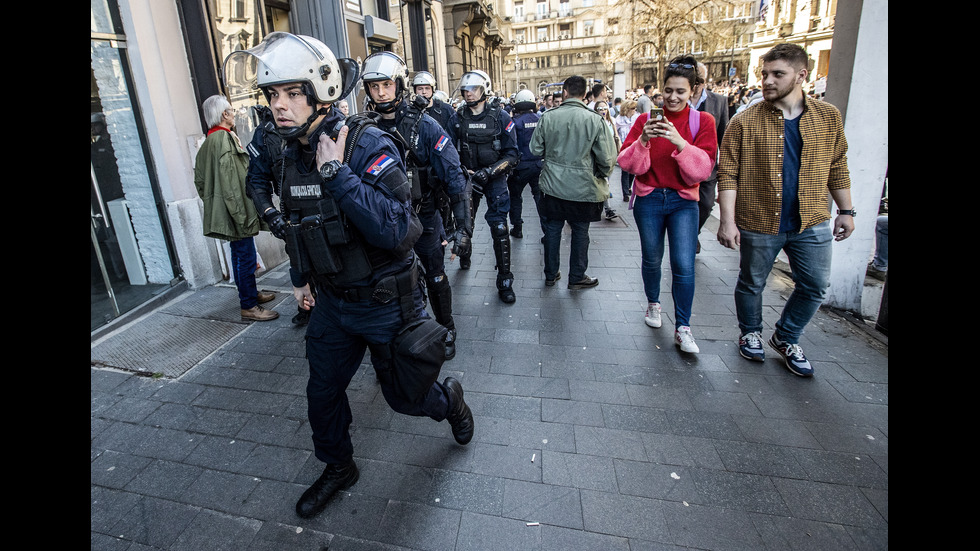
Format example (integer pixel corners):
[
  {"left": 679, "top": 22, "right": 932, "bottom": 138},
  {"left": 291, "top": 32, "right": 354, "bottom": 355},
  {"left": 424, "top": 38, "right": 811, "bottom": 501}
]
[
  {"left": 632, "top": 188, "right": 698, "bottom": 328},
  {"left": 871, "top": 215, "right": 888, "bottom": 270},
  {"left": 734, "top": 221, "right": 833, "bottom": 344}
]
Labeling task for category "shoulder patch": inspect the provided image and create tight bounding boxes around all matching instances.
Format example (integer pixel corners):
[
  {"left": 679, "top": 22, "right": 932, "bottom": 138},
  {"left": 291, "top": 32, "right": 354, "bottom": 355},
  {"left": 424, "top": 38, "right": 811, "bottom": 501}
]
[
  {"left": 505, "top": 120, "right": 515, "bottom": 133},
  {"left": 435, "top": 134, "right": 450, "bottom": 151},
  {"left": 366, "top": 154, "right": 396, "bottom": 175}
]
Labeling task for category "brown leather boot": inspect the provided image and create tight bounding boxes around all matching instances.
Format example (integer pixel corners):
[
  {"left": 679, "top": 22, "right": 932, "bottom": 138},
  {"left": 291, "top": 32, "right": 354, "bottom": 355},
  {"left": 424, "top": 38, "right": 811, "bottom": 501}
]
[
  {"left": 256, "top": 291, "right": 276, "bottom": 304},
  {"left": 241, "top": 305, "right": 279, "bottom": 321}
]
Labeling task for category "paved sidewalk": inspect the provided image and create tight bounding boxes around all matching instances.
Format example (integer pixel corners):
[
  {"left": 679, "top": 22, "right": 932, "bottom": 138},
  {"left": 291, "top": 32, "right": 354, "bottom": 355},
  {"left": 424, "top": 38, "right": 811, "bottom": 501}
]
[{"left": 92, "top": 177, "right": 887, "bottom": 550}]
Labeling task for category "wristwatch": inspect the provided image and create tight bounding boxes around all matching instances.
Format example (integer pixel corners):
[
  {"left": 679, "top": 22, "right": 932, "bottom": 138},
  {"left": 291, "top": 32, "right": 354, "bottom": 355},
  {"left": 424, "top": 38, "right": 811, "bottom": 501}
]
[
  {"left": 319, "top": 160, "right": 344, "bottom": 181},
  {"left": 837, "top": 208, "right": 857, "bottom": 216}
]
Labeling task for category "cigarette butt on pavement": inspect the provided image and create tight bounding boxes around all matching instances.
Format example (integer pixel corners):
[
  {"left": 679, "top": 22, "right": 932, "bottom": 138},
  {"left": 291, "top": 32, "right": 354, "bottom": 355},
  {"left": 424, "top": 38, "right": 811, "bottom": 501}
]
[
  {"left": 531, "top": 453, "right": 535, "bottom": 462},
  {"left": 526, "top": 522, "right": 540, "bottom": 526}
]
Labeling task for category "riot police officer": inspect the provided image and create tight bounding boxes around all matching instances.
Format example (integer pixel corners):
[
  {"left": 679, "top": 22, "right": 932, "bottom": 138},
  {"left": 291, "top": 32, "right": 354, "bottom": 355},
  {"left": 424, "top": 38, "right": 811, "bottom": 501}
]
[
  {"left": 507, "top": 89, "right": 545, "bottom": 240},
  {"left": 226, "top": 32, "right": 474, "bottom": 521},
  {"left": 448, "top": 70, "right": 521, "bottom": 303},
  {"left": 411, "top": 70, "right": 454, "bottom": 133},
  {"left": 361, "top": 52, "right": 473, "bottom": 361}
]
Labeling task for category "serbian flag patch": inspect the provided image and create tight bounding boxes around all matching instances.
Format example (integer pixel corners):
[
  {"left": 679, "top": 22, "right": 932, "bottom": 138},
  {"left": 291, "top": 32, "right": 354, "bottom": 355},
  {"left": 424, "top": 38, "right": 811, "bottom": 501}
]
[
  {"left": 435, "top": 135, "right": 450, "bottom": 151},
  {"left": 505, "top": 121, "right": 515, "bottom": 132},
  {"left": 366, "top": 154, "right": 395, "bottom": 175}
]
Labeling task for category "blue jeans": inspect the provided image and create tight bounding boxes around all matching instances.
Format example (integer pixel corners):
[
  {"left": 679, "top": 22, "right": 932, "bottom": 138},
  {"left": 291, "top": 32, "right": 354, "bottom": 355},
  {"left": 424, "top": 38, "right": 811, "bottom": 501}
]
[
  {"left": 871, "top": 215, "right": 888, "bottom": 269},
  {"left": 734, "top": 221, "right": 833, "bottom": 344},
  {"left": 543, "top": 218, "right": 591, "bottom": 282},
  {"left": 632, "top": 189, "right": 698, "bottom": 328},
  {"left": 304, "top": 284, "right": 450, "bottom": 465},
  {"left": 230, "top": 237, "right": 258, "bottom": 309}
]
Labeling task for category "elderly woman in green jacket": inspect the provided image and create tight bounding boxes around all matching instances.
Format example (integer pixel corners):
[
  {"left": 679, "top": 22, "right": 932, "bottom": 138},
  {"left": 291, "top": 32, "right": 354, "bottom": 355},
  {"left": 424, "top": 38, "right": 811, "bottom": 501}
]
[{"left": 530, "top": 76, "right": 617, "bottom": 290}]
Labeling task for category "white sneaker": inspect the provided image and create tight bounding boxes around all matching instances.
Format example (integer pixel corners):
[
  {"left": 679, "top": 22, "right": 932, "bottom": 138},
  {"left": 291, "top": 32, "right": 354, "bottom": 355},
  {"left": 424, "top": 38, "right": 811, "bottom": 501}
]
[
  {"left": 644, "top": 302, "right": 662, "bottom": 328},
  {"left": 675, "top": 326, "right": 699, "bottom": 353}
]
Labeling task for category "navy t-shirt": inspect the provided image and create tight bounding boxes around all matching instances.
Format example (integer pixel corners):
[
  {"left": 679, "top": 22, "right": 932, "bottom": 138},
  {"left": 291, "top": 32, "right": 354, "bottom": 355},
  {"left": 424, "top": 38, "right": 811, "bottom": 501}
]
[{"left": 779, "top": 116, "right": 802, "bottom": 233}]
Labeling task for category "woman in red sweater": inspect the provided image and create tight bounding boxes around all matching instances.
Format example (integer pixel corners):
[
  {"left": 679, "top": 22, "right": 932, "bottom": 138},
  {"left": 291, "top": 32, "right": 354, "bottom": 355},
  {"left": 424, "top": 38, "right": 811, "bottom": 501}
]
[{"left": 617, "top": 56, "right": 717, "bottom": 354}]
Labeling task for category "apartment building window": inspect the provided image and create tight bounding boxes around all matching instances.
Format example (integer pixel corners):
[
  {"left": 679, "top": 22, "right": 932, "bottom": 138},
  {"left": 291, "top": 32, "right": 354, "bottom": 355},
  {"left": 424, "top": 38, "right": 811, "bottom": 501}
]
[
  {"left": 514, "top": 1, "right": 524, "bottom": 21},
  {"left": 536, "top": 1, "right": 547, "bottom": 18},
  {"left": 515, "top": 28, "right": 526, "bottom": 43},
  {"left": 536, "top": 26, "right": 548, "bottom": 42},
  {"left": 559, "top": 0, "right": 570, "bottom": 17},
  {"left": 582, "top": 0, "right": 593, "bottom": 7},
  {"left": 558, "top": 23, "right": 571, "bottom": 39},
  {"left": 583, "top": 20, "right": 594, "bottom": 36}
]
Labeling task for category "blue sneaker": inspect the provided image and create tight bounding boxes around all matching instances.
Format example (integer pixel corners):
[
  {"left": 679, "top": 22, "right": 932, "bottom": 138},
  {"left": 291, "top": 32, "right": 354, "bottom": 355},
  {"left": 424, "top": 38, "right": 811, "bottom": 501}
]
[
  {"left": 768, "top": 334, "right": 813, "bottom": 377},
  {"left": 738, "top": 332, "right": 765, "bottom": 362}
]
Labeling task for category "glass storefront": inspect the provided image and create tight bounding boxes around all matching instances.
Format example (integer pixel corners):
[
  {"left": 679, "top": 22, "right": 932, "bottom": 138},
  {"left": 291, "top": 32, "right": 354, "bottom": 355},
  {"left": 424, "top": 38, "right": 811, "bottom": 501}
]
[{"left": 91, "top": 0, "right": 177, "bottom": 332}]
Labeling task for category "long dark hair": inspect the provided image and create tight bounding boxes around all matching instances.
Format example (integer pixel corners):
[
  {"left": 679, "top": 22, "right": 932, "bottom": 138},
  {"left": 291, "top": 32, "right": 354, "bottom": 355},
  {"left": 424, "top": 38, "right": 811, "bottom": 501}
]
[{"left": 664, "top": 55, "right": 699, "bottom": 89}]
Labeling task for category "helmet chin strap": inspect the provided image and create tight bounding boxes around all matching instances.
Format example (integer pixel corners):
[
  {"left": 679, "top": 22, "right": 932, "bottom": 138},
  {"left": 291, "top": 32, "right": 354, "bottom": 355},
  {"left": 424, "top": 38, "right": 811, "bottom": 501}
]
[
  {"left": 464, "top": 92, "right": 486, "bottom": 108},
  {"left": 274, "top": 105, "right": 330, "bottom": 141}
]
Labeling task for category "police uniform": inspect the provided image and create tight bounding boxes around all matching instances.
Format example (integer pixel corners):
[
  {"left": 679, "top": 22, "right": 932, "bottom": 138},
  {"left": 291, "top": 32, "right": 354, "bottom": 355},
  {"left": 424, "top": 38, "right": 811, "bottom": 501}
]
[
  {"left": 246, "top": 108, "right": 459, "bottom": 466},
  {"left": 448, "top": 99, "right": 520, "bottom": 295},
  {"left": 376, "top": 99, "right": 471, "bottom": 359},
  {"left": 507, "top": 106, "right": 544, "bottom": 238},
  {"left": 424, "top": 97, "right": 455, "bottom": 134}
]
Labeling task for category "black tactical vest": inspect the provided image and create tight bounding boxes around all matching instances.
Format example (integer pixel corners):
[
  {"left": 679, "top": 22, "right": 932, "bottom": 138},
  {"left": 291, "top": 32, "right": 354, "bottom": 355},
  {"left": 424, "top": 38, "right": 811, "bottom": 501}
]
[
  {"left": 455, "top": 104, "right": 502, "bottom": 170},
  {"left": 279, "top": 153, "right": 397, "bottom": 288}
]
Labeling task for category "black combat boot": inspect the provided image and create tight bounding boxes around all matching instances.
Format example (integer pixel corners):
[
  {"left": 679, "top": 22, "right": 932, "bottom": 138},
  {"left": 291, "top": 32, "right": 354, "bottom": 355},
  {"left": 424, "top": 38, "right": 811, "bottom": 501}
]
[
  {"left": 443, "top": 377, "right": 474, "bottom": 445},
  {"left": 295, "top": 459, "right": 359, "bottom": 519}
]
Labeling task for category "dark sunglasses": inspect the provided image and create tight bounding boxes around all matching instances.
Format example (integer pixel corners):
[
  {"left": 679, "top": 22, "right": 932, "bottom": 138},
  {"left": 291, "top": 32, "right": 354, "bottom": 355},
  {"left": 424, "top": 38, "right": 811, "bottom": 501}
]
[{"left": 669, "top": 62, "right": 695, "bottom": 70}]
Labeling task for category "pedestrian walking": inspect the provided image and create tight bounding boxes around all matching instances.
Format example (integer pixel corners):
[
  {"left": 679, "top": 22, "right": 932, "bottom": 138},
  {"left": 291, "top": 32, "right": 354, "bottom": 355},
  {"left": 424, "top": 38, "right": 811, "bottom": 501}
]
[
  {"left": 717, "top": 43, "right": 855, "bottom": 377},
  {"left": 530, "top": 75, "right": 617, "bottom": 290},
  {"left": 618, "top": 55, "right": 718, "bottom": 354}
]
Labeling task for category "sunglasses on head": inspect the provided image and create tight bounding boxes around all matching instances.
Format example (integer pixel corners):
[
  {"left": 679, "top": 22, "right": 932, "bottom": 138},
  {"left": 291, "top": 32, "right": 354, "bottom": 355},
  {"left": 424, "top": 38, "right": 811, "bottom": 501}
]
[{"left": 669, "top": 62, "right": 695, "bottom": 70}]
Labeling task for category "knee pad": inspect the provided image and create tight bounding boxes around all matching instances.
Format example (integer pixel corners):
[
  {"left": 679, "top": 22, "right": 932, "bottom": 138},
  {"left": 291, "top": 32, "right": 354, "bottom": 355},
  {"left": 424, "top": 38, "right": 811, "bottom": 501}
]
[{"left": 490, "top": 222, "right": 509, "bottom": 239}]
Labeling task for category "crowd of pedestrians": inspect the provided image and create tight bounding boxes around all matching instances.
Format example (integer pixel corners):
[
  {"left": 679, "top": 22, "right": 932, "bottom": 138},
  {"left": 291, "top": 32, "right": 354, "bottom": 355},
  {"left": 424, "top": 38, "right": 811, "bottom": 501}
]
[{"left": 196, "top": 34, "right": 856, "bottom": 523}]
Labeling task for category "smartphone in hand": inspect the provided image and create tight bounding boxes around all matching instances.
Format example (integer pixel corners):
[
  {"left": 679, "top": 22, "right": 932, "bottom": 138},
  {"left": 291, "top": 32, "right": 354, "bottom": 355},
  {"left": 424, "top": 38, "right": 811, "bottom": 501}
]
[{"left": 649, "top": 107, "right": 664, "bottom": 122}]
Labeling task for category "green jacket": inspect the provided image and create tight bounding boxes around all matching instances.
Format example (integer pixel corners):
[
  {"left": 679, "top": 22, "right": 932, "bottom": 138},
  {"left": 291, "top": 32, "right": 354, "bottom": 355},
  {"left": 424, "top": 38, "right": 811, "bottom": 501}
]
[
  {"left": 193, "top": 128, "right": 266, "bottom": 241},
  {"left": 529, "top": 98, "right": 616, "bottom": 202}
]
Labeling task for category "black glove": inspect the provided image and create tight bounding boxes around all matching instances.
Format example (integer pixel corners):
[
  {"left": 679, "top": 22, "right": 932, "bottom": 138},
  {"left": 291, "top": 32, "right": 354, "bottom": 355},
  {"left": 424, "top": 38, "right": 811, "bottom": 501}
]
[
  {"left": 263, "top": 208, "right": 289, "bottom": 240},
  {"left": 471, "top": 168, "right": 490, "bottom": 190},
  {"left": 451, "top": 231, "right": 472, "bottom": 259}
]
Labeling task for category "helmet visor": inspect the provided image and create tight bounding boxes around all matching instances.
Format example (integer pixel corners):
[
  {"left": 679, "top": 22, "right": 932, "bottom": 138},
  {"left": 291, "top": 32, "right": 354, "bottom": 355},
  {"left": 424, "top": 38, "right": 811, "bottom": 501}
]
[
  {"left": 458, "top": 73, "right": 486, "bottom": 93},
  {"left": 223, "top": 33, "right": 328, "bottom": 99},
  {"left": 362, "top": 52, "right": 405, "bottom": 83}
]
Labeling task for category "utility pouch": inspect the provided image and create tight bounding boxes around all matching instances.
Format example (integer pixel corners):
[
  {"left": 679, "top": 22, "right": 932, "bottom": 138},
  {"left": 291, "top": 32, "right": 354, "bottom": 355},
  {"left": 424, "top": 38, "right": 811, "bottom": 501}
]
[
  {"left": 407, "top": 166, "right": 422, "bottom": 203},
  {"left": 315, "top": 197, "right": 350, "bottom": 246},
  {"left": 285, "top": 224, "right": 312, "bottom": 275},
  {"left": 380, "top": 317, "right": 447, "bottom": 405},
  {"left": 300, "top": 215, "right": 343, "bottom": 275}
]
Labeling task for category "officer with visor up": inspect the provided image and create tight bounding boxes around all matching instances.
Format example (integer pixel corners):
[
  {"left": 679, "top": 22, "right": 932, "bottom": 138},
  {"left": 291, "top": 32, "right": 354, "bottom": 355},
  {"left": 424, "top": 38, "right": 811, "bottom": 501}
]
[
  {"left": 448, "top": 70, "right": 521, "bottom": 303},
  {"left": 225, "top": 32, "right": 474, "bottom": 521},
  {"left": 360, "top": 52, "right": 473, "bottom": 361}
]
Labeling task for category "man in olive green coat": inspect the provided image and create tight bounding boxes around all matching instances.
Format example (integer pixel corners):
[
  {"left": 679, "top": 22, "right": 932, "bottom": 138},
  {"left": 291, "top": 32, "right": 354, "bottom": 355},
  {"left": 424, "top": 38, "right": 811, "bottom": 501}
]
[
  {"left": 194, "top": 95, "right": 278, "bottom": 321},
  {"left": 530, "top": 76, "right": 616, "bottom": 290}
]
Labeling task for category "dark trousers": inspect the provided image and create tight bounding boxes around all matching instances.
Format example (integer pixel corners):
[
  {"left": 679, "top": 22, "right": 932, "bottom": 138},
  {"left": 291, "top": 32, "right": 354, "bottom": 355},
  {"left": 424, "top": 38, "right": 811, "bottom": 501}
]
[
  {"left": 229, "top": 237, "right": 258, "bottom": 309},
  {"left": 507, "top": 166, "right": 543, "bottom": 232},
  {"left": 304, "top": 285, "right": 451, "bottom": 465},
  {"left": 697, "top": 178, "right": 718, "bottom": 232}
]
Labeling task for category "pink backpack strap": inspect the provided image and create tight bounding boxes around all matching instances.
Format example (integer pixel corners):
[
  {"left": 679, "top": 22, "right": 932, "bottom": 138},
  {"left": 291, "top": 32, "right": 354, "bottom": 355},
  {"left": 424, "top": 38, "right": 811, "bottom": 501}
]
[{"left": 689, "top": 108, "right": 700, "bottom": 139}]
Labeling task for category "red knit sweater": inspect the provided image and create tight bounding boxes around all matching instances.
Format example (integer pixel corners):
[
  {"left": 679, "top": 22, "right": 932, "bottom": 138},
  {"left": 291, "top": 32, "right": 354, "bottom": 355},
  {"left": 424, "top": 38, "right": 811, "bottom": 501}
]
[{"left": 619, "top": 106, "right": 717, "bottom": 201}]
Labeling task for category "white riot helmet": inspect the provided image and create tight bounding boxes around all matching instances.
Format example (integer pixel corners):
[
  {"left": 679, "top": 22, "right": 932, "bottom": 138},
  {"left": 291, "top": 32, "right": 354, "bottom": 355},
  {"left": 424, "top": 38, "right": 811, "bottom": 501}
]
[
  {"left": 411, "top": 71, "right": 437, "bottom": 94},
  {"left": 433, "top": 90, "right": 449, "bottom": 103},
  {"left": 458, "top": 70, "right": 492, "bottom": 107},
  {"left": 222, "top": 32, "right": 359, "bottom": 139},
  {"left": 514, "top": 89, "right": 536, "bottom": 111},
  {"left": 361, "top": 51, "right": 409, "bottom": 114}
]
